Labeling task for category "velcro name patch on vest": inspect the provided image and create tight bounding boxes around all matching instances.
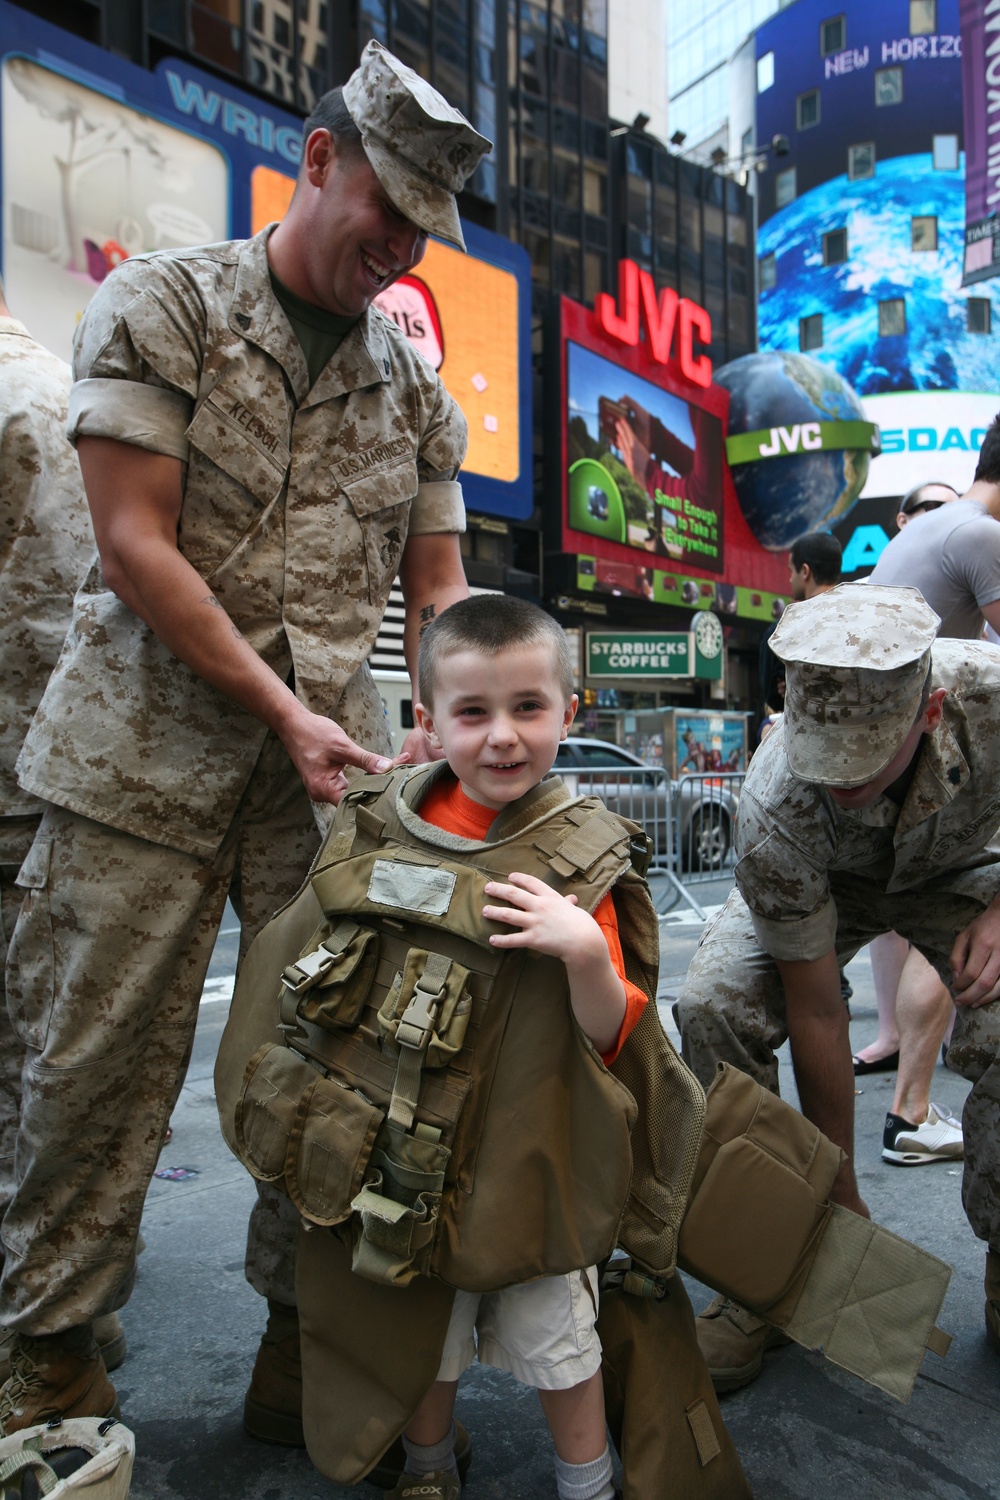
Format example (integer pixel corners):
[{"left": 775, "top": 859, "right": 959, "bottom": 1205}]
[{"left": 368, "top": 859, "right": 456, "bottom": 915}]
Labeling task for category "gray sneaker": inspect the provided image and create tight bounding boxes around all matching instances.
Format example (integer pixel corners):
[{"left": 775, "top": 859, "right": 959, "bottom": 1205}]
[{"left": 387, "top": 1473, "right": 460, "bottom": 1500}]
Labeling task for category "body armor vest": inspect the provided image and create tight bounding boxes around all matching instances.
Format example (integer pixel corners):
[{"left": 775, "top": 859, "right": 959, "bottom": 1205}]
[{"left": 224, "top": 765, "right": 705, "bottom": 1292}]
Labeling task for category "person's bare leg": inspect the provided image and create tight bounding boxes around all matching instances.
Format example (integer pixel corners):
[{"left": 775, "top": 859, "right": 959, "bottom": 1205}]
[
  {"left": 891, "top": 947, "right": 954, "bottom": 1124},
  {"left": 537, "top": 1369, "right": 608, "bottom": 1463},
  {"left": 853, "top": 931, "right": 907, "bottom": 1065},
  {"left": 404, "top": 1379, "right": 460, "bottom": 1446}
]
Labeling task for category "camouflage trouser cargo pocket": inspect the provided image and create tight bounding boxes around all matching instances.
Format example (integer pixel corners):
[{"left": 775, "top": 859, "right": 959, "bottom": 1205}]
[
  {"left": 350, "top": 1119, "right": 450, "bottom": 1288},
  {"left": 235, "top": 1042, "right": 382, "bottom": 1226},
  {"left": 5, "top": 835, "right": 55, "bottom": 1052}
]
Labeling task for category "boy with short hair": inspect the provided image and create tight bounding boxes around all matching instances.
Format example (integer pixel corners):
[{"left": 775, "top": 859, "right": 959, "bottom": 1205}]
[{"left": 387, "top": 594, "right": 649, "bottom": 1500}]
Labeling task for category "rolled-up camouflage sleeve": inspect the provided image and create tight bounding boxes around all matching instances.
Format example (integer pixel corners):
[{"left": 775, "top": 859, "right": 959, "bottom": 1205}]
[
  {"left": 66, "top": 259, "right": 201, "bottom": 459},
  {"left": 410, "top": 377, "right": 467, "bottom": 534},
  {"left": 734, "top": 749, "right": 839, "bottom": 962}
]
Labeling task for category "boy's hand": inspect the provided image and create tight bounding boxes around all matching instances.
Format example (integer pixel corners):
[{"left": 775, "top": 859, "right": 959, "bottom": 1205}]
[
  {"left": 482, "top": 872, "right": 605, "bottom": 965},
  {"left": 483, "top": 872, "right": 627, "bottom": 1054}
]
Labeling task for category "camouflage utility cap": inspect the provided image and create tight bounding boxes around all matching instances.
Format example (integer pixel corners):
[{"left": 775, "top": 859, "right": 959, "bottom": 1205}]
[
  {"left": 343, "top": 40, "right": 492, "bottom": 252},
  {"left": 769, "top": 583, "right": 940, "bottom": 788}
]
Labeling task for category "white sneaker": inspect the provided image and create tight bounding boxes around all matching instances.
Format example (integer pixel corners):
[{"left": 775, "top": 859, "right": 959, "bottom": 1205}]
[{"left": 882, "top": 1102, "right": 964, "bottom": 1165}]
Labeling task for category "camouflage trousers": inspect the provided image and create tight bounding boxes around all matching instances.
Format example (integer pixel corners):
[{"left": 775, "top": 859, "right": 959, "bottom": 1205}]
[
  {"left": 1, "top": 732, "right": 321, "bottom": 1334},
  {"left": 0, "top": 815, "right": 41, "bottom": 1228},
  {"left": 675, "top": 884, "right": 1000, "bottom": 1250}
]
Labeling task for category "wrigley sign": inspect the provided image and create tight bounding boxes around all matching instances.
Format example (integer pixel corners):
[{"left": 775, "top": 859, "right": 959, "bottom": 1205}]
[{"left": 587, "top": 632, "right": 692, "bottom": 678}]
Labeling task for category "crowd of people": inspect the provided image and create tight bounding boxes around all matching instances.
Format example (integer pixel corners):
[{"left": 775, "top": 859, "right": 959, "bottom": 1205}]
[{"left": 0, "top": 36, "right": 998, "bottom": 1500}]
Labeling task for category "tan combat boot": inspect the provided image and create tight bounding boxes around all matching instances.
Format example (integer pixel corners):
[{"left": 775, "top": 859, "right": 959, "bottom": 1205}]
[
  {"left": 0, "top": 1314, "right": 125, "bottom": 1385},
  {"left": 986, "top": 1249, "right": 1000, "bottom": 1355},
  {"left": 244, "top": 1300, "right": 304, "bottom": 1447},
  {"left": 694, "top": 1294, "right": 790, "bottom": 1392},
  {"left": 0, "top": 1325, "right": 119, "bottom": 1434}
]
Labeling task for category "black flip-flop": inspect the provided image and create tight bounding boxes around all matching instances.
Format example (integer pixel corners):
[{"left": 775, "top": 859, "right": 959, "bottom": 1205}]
[{"left": 853, "top": 1051, "right": 900, "bottom": 1075}]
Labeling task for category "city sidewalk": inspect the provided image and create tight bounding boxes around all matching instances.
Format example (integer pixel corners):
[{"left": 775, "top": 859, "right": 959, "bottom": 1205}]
[{"left": 121, "top": 892, "right": 999, "bottom": 1499}]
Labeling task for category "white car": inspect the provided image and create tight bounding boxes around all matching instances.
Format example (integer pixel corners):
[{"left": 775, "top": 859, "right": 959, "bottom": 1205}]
[{"left": 552, "top": 737, "right": 740, "bottom": 873}]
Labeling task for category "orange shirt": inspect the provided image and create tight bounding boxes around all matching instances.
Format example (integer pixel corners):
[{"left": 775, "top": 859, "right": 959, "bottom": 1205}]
[{"left": 418, "top": 776, "right": 649, "bottom": 1064}]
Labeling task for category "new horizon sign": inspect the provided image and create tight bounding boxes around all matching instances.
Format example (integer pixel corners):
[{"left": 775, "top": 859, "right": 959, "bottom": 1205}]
[{"left": 594, "top": 259, "right": 714, "bottom": 388}]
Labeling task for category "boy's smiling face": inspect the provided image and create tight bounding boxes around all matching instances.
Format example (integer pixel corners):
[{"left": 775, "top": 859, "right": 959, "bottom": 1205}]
[{"left": 415, "top": 643, "right": 578, "bottom": 810}]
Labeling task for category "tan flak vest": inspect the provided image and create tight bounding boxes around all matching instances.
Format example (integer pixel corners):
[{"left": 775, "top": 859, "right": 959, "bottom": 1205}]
[
  {"left": 217, "top": 765, "right": 955, "bottom": 1488},
  {"left": 219, "top": 763, "right": 705, "bottom": 1292}
]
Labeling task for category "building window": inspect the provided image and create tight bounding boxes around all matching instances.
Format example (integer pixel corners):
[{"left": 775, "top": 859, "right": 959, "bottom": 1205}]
[
  {"left": 796, "top": 90, "right": 821, "bottom": 131},
  {"left": 911, "top": 216, "right": 938, "bottom": 252},
  {"left": 823, "top": 228, "right": 848, "bottom": 264},
  {"left": 848, "top": 142, "right": 875, "bottom": 179},
  {"left": 775, "top": 166, "right": 796, "bottom": 208},
  {"left": 879, "top": 298, "right": 906, "bottom": 336},
  {"left": 968, "top": 299, "right": 992, "bottom": 335},
  {"left": 821, "top": 15, "right": 846, "bottom": 55},
  {"left": 759, "top": 253, "right": 776, "bottom": 290},
  {"left": 876, "top": 67, "right": 903, "bottom": 106},
  {"left": 741, "top": 126, "right": 754, "bottom": 156},
  {"left": 910, "top": 0, "right": 935, "bottom": 33},
  {"left": 933, "top": 134, "right": 959, "bottom": 171},
  {"left": 800, "top": 314, "right": 823, "bottom": 351},
  {"left": 757, "top": 51, "right": 774, "bottom": 92}
]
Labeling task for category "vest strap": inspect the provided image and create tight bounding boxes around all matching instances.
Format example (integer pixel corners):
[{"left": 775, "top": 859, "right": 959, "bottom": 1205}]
[
  {"left": 279, "top": 918, "right": 361, "bottom": 1035},
  {"left": 387, "top": 952, "right": 455, "bottom": 1131}
]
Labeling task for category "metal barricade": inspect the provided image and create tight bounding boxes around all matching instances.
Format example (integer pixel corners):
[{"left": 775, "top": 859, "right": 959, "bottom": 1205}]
[{"left": 554, "top": 765, "right": 744, "bottom": 919}]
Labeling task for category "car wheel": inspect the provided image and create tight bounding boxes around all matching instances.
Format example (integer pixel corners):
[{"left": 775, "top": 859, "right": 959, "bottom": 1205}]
[{"left": 684, "top": 808, "right": 731, "bottom": 872}]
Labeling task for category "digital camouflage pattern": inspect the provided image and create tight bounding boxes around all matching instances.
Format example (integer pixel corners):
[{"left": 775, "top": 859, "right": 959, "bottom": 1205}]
[
  {"left": 3, "top": 226, "right": 450, "bottom": 1335},
  {"left": 0, "top": 321, "right": 93, "bottom": 821},
  {"left": 17, "top": 229, "right": 467, "bottom": 857},
  {"left": 2, "top": 732, "right": 326, "bottom": 1330},
  {"left": 0, "top": 318, "right": 93, "bottom": 1224},
  {"left": 343, "top": 40, "right": 492, "bottom": 252},
  {"left": 676, "top": 638, "right": 1000, "bottom": 1249},
  {"left": 770, "top": 583, "right": 940, "bottom": 787}
]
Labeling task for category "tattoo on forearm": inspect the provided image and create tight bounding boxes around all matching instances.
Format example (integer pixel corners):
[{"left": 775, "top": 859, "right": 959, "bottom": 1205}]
[
  {"left": 201, "top": 594, "right": 243, "bottom": 640},
  {"left": 419, "top": 603, "right": 436, "bottom": 637}
]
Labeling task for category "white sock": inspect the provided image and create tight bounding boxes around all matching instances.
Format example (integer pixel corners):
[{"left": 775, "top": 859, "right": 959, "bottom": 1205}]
[
  {"left": 402, "top": 1418, "right": 459, "bottom": 1478},
  {"left": 554, "top": 1444, "right": 616, "bottom": 1500}
]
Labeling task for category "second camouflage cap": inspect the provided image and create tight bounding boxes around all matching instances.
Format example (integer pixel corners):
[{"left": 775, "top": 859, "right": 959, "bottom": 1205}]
[
  {"left": 343, "top": 40, "right": 492, "bottom": 252},
  {"left": 769, "top": 583, "right": 940, "bottom": 788}
]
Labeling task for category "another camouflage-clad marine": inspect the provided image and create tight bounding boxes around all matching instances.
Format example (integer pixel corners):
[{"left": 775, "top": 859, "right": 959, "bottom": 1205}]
[
  {"left": 0, "top": 316, "right": 93, "bottom": 1221},
  {"left": 18, "top": 231, "right": 466, "bottom": 854},
  {"left": 677, "top": 632, "right": 1000, "bottom": 1253},
  {"left": 1, "top": 233, "right": 467, "bottom": 1336}
]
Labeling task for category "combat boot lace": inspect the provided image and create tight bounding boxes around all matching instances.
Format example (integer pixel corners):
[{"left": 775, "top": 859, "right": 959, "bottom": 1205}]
[
  {"left": 694, "top": 1294, "right": 790, "bottom": 1392},
  {"left": 0, "top": 1314, "right": 127, "bottom": 1386},
  {"left": 0, "top": 1327, "right": 119, "bottom": 1435}
]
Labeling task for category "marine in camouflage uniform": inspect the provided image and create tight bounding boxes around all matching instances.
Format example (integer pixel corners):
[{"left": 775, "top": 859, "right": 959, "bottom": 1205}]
[
  {"left": 1, "top": 41, "right": 490, "bottom": 1436},
  {"left": 676, "top": 584, "right": 1000, "bottom": 1371},
  {"left": 0, "top": 299, "right": 93, "bottom": 1223}
]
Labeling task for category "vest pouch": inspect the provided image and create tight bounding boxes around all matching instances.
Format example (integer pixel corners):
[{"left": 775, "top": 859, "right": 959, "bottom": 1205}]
[
  {"left": 282, "top": 920, "right": 380, "bottom": 1032},
  {"left": 377, "top": 949, "right": 472, "bottom": 1068},
  {"left": 283, "top": 1071, "right": 384, "bottom": 1227},
  {"left": 235, "top": 1042, "right": 324, "bottom": 1182},
  {"left": 350, "top": 1120, "right": 451, "bottom": 1288},
  {"left": 235, "top": 1042, "right": 384, "bottom": 1228}
]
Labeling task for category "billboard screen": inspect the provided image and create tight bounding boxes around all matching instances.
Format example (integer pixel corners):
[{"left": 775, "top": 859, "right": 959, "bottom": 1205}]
[
  {"left": 0, "top": 0, "right": 531, "bottom": 519},
  {"left": 959, "top": 0, "right": 1000, "bottom": 285},
  {"left": 558, "top": 294, "right": 790, "bottom": 621}
]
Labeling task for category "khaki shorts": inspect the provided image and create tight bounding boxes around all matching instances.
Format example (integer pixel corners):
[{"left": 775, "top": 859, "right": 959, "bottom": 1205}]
[{"left": 436, "top": 1268, "right": 601, "bottom": 1391}]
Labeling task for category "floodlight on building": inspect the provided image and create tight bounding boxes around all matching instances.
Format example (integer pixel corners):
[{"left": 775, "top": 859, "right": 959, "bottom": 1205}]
[{"left": 670, "top": 129, "right": 687, "bottom": 146}]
